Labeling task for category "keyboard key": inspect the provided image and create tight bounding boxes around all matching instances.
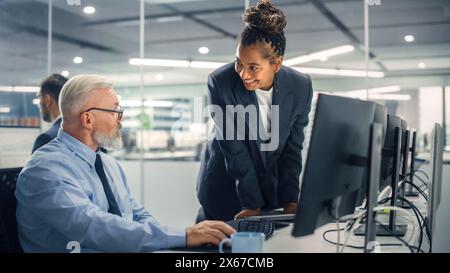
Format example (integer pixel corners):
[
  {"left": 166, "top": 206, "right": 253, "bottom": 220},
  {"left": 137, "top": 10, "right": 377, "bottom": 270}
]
[{"left": 226, "top": 219, "right": 274, "bottom": 240}]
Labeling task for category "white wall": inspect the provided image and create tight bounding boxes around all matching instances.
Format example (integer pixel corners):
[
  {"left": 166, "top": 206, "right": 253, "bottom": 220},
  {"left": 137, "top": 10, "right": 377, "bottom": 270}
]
[
  {"left": 395, "top": 89, "right": 420, "bottom": 131},
  {"left": 0, "top": 128, "right": 40, "bottom": 168},
  {"left": 119, "top": 160, "right": 201, "bottom": 228},
  {"left": 419, "top": 87, "right": 444, "bottom": 135}
]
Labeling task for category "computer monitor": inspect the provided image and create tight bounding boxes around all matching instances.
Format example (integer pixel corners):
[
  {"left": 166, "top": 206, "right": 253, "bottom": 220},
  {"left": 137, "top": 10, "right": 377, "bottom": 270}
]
[
  {"left": 374, "top": 103, "right": 387, "bottom": 145},
  {"left": 292, "top": 94, "right": 376, "bottom": 237},
  {"left": 400, "top": 119, "right": 409, "bottom": 176},
  {"left": 398, "top": 119, "right": 411, "bottom": 207},
  {"left": 404, "top": 130, "right": 420, "bottom": 197},
  {"left": 379, "top": 115, "right": 402, "bottom": 190},
  {"left": 355, "top": 102, "right": 387, "bottom": 207},
  {"left": 427, "top": 123, "right": 444, "bottom": 241}
]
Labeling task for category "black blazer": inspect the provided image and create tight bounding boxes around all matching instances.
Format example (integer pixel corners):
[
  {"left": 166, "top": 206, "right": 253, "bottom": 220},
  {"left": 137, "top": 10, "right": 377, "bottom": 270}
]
[
  {"left": 32, "top": 117, "right": 62, "bottom": 154},
  {"left": 196, "top": 63, "right": 313, "bottom": 221}
]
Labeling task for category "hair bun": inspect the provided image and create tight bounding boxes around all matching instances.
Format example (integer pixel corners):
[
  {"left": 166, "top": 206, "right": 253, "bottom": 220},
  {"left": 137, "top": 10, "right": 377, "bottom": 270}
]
[{"left": 243, "top": 0, "right": 287, "bottom": 34}]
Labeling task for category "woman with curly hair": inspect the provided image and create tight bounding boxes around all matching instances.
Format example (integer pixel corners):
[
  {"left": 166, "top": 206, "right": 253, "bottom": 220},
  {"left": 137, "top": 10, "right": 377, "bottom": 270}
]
[{"left": 196, "top": 0, "right": 313, "bottom": 221}]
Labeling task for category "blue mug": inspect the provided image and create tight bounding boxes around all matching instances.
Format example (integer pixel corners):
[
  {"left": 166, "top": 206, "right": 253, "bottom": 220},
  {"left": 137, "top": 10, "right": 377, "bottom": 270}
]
[{"left": 219, "top": 232, "right": 265, "bottom": 253}]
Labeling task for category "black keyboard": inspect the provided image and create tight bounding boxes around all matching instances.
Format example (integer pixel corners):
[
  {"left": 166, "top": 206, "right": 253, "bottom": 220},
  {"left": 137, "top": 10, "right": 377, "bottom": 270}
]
[
  {"left": 169, "top": 219, "right": 275, "bottom": 252},
  {"left": 226, "top": 219, "right": 274, "bottom": 240}
]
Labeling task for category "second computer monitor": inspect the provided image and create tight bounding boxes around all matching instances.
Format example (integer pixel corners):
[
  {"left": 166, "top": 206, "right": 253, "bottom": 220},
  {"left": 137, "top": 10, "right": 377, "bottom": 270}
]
[
  {"left": 292, "top": 94, "right": 376, "bottom": 237},
  {"left": 379, "top": 114, "right": 402, "bottom": 190},
  {"left": 355, "top": 102, "right": 387, "bottom": 207},
  {"left": 427, "top": 123, "right": 444, "bottom": 240}
]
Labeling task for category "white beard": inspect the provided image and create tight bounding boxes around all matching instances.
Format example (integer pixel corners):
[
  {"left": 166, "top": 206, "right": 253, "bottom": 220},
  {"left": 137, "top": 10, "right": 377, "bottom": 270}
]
[{"left": 94, "top": 126, "right": 123, "bottom": 150}]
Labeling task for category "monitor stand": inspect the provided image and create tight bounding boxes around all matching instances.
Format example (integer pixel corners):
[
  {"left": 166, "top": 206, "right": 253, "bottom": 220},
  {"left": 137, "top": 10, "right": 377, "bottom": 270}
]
[{"left": 355, "top": 126, "right": 407, "bottom": 238}]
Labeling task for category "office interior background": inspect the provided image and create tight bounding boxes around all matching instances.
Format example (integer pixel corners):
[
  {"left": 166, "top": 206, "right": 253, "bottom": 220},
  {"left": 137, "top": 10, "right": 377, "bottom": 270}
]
[{"left": 0, "top": 0, "right": 449, "bottom": 251}]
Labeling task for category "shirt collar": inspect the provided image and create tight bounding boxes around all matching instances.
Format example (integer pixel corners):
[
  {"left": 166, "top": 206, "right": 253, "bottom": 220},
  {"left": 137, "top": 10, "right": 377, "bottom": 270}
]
[
  {"left": 255, "top": 87, "right": 273, "bottom": 93},
  {"left": 53, "top": 116, "right": 62, "bottom": 125},
  {"left": 57, "top": 128, "right": 98, "bottom": 168}
]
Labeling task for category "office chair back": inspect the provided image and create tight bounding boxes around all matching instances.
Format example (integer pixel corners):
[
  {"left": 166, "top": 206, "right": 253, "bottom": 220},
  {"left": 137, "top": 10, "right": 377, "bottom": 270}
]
[{"left": 0, "top": 167, "right": 23, "bottom": 253}]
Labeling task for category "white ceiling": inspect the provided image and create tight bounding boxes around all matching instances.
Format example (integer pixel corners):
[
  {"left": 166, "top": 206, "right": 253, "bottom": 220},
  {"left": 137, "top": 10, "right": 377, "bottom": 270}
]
[{"left": 0, "top": 0, "right": 449, "bottom": 90}]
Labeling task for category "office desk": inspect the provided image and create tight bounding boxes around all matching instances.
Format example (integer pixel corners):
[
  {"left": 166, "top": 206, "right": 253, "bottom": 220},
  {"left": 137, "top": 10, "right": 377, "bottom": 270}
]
[
  {"left": 264, "top": 196, "right": 427, "bottom": 253},
  {"left": 161, "top": 196, "right": 427, "bottom": 253}
]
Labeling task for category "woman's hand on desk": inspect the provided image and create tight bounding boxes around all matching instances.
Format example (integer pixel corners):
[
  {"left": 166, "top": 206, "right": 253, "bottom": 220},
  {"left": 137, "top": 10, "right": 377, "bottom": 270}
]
[
  {"left": 186, "top": 220, "right": 236, "bottom": 247},
  {"left": 234, "top": 208, "right": 261, "bottom": 220},
  {"left": 283, "top": 202, "right": 298, "bottom": 214}
]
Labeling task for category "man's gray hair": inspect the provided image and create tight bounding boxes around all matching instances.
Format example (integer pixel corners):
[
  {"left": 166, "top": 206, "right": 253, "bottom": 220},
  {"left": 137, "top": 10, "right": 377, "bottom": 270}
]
[{"left": 59, "top": 74, "right": 114, "bottom": 119}]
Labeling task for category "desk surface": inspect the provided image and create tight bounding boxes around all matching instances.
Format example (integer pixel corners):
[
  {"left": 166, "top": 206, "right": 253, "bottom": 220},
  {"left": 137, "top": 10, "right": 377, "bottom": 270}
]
[
  {"left": 264, "top": 196, "right": 427, "bottom": 253},
  {"left": 160, "top": 196, "right": 427, "bottom": 253}
]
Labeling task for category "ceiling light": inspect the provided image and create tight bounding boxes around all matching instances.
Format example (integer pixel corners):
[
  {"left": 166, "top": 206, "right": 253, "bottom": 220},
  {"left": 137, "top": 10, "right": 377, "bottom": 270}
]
[
  {"left": 0, "top": 107, "right": 11, "bottom": 113},
  {"left": 61, "top": 70, "right": 70, "bottom": 77},
  {"left": 120, "top": 100, "right": 174, "bottom": 108},
  {"left": 120, "top": 100, "right": 142, "bottom": 107},
  {"left": 338, "top": 69, "right": 384, "bottom": 78},
  {"left": 129, "top": 58, "right": 226, "bottom": 69},
  {"left": 144, "top": 100, "right": 173, "bottom": 107},
  {"left": 129, "top": 58, "right": 190, "bottom": 68},
  {"left": 0, "top": 86, "right": 40, "bottom": 92},
  {"left": 198, "top": 46, "right": 210, "bottom": 54},
  {"left": 342, "top": 85, "right": 401, "bottom": 95},
  {"left": 155, "top": 74, "right": 164, "bottom": 81},
  {"left": 292, "top": 67, "right": 384, "bottom": 78},
  {"left": 155, "top": 15, "right": 183, "bottom": 23},
  {"left": 367, "top": 85, "right": 401, "bottom": 93},
  {"left": 293, "top": 67, "right": 338, "bottom": 76},
  {"left": 418, "top": 62, "right": 426, "bottom": 69},
  {"left": 404, "top": 35, "right": 414, "bottom": 42},
  {"left": 73, "top": 56, "right": 83, "bottom": 64},
  {"left": 369, "top": 94, "right": 411, "bottom": 101},
  {"left": 190, "top": 61, "right": 226, "bottom": 69},
  {"left": 284, "top": 45, "right": 355, "bottom": 66},
  {"left": 83, "top": 6, "right": 96, "bottom": 14}
]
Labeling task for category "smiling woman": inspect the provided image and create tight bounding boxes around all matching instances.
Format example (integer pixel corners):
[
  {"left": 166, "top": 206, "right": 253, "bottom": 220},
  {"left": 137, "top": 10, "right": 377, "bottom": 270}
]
[
  {"left": 196, "top": 0, "right": 313, "bottom": 222},
  {"left": 234, "top": 0, "right": 286, "bottom": 91}
]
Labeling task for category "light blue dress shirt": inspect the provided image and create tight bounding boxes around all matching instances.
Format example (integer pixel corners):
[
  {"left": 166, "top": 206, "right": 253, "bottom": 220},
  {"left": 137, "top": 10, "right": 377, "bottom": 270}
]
[{"left": 16, "top": 129, "right": 185, "bottom": 252}]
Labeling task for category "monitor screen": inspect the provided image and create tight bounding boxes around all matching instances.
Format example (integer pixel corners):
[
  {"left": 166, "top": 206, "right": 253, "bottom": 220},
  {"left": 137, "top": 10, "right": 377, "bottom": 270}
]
[
  {"left": 292, "top": 94, "right": 376, "bottom": 237},
  {"left": 379, "top": 115, "right": 402, "bottom": 190},
  {"left": 427, "top": 123, "right": 444, "bottom": 239},
  {"left": 355, "top": 102, "right": 387, "bottom": 207}
]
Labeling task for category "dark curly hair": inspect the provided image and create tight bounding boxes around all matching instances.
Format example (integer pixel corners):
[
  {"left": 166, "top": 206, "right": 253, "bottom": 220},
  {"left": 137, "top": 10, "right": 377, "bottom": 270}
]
[{"left": 240, "top": 0, "right": 287, "bottom": 63}]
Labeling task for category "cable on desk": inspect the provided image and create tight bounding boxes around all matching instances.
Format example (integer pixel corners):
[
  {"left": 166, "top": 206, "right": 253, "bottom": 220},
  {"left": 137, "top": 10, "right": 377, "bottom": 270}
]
[
  {"left": 374, "top": 219, "right": 425, "bottom": 253},
  {"left": 402, "top": 180, "right": 428, "bottom": 201},
  {"left": 322, "top": 228, "right": 401, "bottom": 250},
  {"left": 397, "top": 197, "right": 425, "bottom": 253},
  {"left": 412, "top": 173, "right": 429, "bottom": 189},
  {"left": 413, "top": 169, "right": 429, "bottom": 180},
  {"left": 347, "top": 205, "right": 422, "bottom": 253},
  {"left": 367, "top": 195, "right": 427, "bottom": 253}
]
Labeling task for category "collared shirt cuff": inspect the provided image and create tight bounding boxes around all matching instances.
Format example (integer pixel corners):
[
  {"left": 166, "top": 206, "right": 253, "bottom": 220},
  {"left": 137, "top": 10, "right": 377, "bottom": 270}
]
[{"left": 164, "top": 226, "right": 186, "bottom": 248}]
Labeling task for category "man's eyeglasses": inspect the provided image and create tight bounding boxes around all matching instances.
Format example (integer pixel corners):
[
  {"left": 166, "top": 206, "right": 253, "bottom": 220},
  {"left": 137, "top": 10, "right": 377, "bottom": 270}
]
[{"left": 84, "top": 106, "right": 124, "bottom": 120}]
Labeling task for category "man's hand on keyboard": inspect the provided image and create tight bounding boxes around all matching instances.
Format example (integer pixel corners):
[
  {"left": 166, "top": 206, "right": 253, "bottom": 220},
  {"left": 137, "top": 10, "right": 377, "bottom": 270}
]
[
  {"left": 234, "top": 208, "right": 261, "bottom": 220},
  {"left": 186, "top": 221, "right": 236, "bottom": 247}
]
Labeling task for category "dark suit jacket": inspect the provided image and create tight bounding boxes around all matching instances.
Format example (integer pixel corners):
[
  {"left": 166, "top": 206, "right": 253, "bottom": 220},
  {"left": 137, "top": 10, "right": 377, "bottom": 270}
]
[
  {"left": 32, "top": 117, "right": 62, "bottom": 154},
  {"left": 196, "top": 63, "right": 313, "bottom": 221}
]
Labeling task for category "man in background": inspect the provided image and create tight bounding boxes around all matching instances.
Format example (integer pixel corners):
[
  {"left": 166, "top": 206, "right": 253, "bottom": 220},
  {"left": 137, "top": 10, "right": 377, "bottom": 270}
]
[{"left": 32, "top": 73, "right": 68, "bottom": 153}]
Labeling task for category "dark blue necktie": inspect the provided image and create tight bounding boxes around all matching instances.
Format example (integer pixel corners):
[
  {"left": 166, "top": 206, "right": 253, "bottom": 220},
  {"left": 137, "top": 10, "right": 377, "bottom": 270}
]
[{"left": 95, "top": 154, "right": 122, "bottom": 217}]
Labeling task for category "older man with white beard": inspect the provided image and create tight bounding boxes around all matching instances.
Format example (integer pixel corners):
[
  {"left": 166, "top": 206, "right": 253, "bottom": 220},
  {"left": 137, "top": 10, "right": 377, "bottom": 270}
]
[{"left": 16, "top": 74, "right": 234, "bottom": 253}]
